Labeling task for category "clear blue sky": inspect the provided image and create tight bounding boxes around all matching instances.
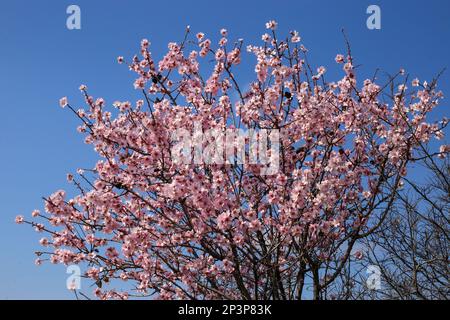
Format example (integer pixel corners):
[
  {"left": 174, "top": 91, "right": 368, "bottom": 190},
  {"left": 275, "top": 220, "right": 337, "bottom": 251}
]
[{"left": 0, "top": 0, "right": 448, "bottom": 299}]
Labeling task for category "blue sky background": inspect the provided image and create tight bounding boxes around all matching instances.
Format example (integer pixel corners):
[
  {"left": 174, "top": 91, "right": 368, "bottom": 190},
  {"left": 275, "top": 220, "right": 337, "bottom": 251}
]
[{"left": 0, "top": 0, "right": 448, "bottom": 299}]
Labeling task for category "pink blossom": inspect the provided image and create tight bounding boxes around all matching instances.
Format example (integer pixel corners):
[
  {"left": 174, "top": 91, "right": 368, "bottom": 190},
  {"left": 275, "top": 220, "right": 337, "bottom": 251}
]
[
  {"left": 34, "top": 223, "right": 44, "bottom": 232},
  {"left": 59, "top": 97, "right": 68, "bottom": 108},
  {"left": 317, "top": 66, "right": 326, "bottom": 76},
  {"left": 86, "top": 267, "right": 100, "bottom": 280},
  {"left": 39, "top": 237, "right": 49, "bottom": 246},
  {"left": 353, "top": 250, "right": 364, "bottom": 260},
  {"left": 265, "top": 20, "right": 278, "bottom": 30},
  {"left": 335, "top": 54, "right": 345, "bottom": 64},
  {"left": 362, "top": 191, "right": 372, "bottom": 199},
  {"left": 290, "top": 30, "right": 301, "bottom": 43},
  {"left": 141, "top": 39, "right": 150, "bottom": 48},
  {"left": 438, "top": 145, "right": 449, "bottom": 158},
  {"left": 196, "top": 32, "right": 205, "bottom": 41},
  {"left": 15, "top": 215, "right": 24, "bottom": 224}
]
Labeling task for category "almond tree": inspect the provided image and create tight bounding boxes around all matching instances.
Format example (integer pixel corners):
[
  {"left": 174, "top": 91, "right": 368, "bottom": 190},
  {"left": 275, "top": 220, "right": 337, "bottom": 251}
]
[{"left": 17, "top": 22, "right": 448, "bottom": 299}]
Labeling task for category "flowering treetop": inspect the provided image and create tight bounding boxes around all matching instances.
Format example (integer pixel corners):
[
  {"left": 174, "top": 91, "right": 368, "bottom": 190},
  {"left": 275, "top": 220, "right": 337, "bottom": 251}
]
[{"left": 18, "top": 21, "right": 448, "bottom": 300}]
